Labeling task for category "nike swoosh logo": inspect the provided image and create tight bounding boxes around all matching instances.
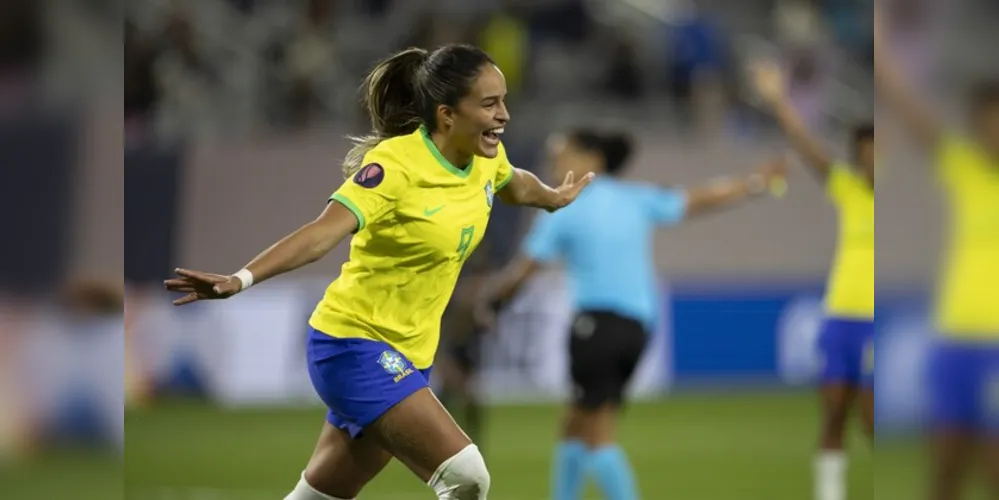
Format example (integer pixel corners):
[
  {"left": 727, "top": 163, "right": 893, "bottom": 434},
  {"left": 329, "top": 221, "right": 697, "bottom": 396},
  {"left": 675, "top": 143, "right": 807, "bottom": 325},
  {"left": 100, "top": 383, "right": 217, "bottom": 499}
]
[{"left": 424, "top": 206, "right": 445, "bottom": 216}]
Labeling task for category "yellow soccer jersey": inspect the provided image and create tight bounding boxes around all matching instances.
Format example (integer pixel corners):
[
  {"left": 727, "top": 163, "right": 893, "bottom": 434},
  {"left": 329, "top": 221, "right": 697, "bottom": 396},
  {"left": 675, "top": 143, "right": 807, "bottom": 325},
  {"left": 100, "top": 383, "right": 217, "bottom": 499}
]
[
  {"left": 309, "top": 127, "right": 514, "bottom": 368},
  {"left": 935, "top": 137, "right": 999, "bottom": 337},
  {"left": 824, "top": 164, "right": 875, "bottom": 319}
]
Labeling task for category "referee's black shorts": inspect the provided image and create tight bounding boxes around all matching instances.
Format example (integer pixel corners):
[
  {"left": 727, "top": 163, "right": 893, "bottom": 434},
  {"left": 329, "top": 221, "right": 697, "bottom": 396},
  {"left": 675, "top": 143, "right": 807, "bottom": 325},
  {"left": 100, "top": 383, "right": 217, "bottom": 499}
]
[{"left": 568, "top": 310, "right": 648, "bottom": 409}]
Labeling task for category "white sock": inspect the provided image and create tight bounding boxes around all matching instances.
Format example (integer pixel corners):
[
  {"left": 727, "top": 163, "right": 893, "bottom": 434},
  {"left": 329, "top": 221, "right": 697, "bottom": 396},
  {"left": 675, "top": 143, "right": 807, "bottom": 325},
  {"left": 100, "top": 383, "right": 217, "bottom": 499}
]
[
  {"left": 284, "top": 472, "right": 354, "bottom": 500},
  {"left": 814, "top": 451, "right": 846, "bottom": 500}
]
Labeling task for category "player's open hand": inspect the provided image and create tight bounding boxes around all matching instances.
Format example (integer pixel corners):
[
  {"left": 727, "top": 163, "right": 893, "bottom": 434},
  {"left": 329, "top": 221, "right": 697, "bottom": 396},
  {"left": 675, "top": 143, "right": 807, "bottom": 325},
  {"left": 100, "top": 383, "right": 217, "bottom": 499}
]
[
  {"left": 164, "top": 268, "right": 243, "bottom": 306},
  {"left": 546, "top": 171, "right": 595, "bottom": 212},
  {"left": 758, "top": 154, "right": 789, "bottom": 181},
  {"left": 749, "top": 61, "right": 786, "bottom": 104},
  {"left": 756, "top": 154, "right": 790, "bottom": 198}
]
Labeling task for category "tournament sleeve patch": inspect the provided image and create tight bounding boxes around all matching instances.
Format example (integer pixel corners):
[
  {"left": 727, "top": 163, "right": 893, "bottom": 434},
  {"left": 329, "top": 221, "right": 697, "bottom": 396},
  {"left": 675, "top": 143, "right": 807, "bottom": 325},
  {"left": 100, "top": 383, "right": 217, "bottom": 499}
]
[{"left": 354, "top": 163, "right": 385, "bottom": 188}]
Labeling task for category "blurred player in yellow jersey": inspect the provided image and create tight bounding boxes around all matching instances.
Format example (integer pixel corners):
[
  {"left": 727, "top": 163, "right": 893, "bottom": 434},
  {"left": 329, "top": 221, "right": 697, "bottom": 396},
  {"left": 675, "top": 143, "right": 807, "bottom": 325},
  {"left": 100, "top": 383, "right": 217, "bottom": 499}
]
[
  {"left": 752, "top": 61, "right": 874, "bottom": 500},
  {"left": 876, "top": 5, "right": 999, "bottom": 499},
  {"left": 165, "top": 45, "right": 593, "bottom": 500}
]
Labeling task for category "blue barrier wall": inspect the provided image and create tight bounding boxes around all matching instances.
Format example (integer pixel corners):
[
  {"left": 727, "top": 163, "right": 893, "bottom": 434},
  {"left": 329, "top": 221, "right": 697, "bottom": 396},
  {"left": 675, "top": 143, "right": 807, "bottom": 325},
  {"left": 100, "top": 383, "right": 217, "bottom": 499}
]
[
  {"left": 145, "top": 281, "right": 932, "bottom": 434},
  {"left": 666, "top": 284, "right": 932, "bottom": 435}
]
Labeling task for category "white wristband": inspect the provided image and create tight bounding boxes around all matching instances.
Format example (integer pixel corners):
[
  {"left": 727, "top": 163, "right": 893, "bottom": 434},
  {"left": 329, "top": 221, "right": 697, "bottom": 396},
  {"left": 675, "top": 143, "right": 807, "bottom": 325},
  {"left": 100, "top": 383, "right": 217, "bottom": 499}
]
[{"left": 233, "top": 269, "right": 254, "bottom": 291}]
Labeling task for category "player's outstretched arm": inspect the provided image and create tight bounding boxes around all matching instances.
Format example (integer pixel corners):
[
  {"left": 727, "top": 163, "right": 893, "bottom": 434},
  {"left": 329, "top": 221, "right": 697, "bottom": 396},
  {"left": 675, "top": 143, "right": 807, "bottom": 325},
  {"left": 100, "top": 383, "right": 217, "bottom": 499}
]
[
  {"left": 164, "top": 201, "right": 358, "bottom": 306},
  {"left": 750, "top": 61, "right": 832, "bottom": 180},
  {"left": 874, "top": 3, "right": 941, "bottom": 149},
  {"left": 497, "top": 167, "right": 594, "bottom": 212},
  {"left": 681, "top": 158, "right": 788, "bottom": 219}
]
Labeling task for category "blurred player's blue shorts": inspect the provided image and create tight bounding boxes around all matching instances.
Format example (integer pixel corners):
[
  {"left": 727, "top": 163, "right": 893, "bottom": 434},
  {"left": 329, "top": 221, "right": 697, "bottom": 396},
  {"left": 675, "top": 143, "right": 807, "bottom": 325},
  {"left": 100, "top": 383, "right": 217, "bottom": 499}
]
[
  {"left": 817, "top": 317, "right": 874, "bottom": 388},
  {"left": 306, "top": 327, "right": 432, "bottom": 439},
  {"left": 927, "top": 338, "right": 999, "bottom": 432}
]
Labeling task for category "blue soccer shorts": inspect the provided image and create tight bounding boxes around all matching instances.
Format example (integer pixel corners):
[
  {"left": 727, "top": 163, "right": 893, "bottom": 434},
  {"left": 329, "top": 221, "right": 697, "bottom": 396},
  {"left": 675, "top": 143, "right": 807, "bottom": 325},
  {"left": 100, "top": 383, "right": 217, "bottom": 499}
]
[
  {"left": 816, "top": 317, "right": 874, "bottom": 388},
  {"left": 927, "top": 338, "right": 999, "bottom": 433},
  {"left": 306, "top": 328, "right": 432, "bottom": 439}
]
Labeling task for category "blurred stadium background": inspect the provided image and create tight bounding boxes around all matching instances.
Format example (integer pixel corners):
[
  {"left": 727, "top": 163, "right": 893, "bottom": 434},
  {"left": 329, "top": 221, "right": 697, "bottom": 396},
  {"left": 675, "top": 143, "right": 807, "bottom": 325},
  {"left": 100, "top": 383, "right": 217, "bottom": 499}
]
[{"left": 2, "top": 0, "right": 998, "bottom": 498}]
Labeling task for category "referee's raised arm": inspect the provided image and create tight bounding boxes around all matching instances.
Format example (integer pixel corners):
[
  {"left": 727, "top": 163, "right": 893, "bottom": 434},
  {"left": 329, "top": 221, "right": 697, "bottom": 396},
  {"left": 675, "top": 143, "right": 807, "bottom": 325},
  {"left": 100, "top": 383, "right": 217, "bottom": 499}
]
[{"left": 677, "top": 157, "right": 788, "bottom": 219}]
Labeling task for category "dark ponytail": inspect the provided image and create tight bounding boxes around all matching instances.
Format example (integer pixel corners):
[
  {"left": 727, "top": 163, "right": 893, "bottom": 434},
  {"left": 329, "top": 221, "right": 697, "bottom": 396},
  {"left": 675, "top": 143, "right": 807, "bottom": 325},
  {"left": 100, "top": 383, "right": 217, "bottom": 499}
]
[
  {"left": 344, "top": 45, "right": 495, "bottom": 178},
  {"left": 598, "top": 131, "right": 634, "bottom": 175},
  {"left": 565, "top": 128, "right": 635, "bottom": 176},
  {"left": 344, "top": 48, "right": 429, "bottom": 178}
]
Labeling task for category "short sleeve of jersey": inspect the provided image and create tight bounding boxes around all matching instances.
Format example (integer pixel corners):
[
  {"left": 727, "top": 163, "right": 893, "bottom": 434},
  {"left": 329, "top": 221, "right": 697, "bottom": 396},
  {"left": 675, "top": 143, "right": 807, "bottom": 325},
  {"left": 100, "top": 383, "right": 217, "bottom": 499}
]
[
  {"left": 639, "top": 185, "right": 687, "bottom": 226},
  {"left": 494, "top": 142, "right": 515, "bottom": 191},
  {"left": 826, "top": 163, "right": 854, "bottom": 202},
  {"left": 329, "top": 148, "right": 410, "bottom": 231},
  {"left": 522, "top": 212, "right": 563, "bottom": 263}
]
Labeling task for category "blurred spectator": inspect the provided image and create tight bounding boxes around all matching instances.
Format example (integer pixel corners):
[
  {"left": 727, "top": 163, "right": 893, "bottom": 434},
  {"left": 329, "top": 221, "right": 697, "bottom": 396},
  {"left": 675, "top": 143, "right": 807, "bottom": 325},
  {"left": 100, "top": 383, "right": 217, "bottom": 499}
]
[
  {"left": 0, "top": 0, "right": 43, "bottom": 107},
  {"left": 774, "top": 0, "right": 823, "bottom": 51},
  {"left": 0, "top": 0, "right": 42, "bottom": 76},
  {"left": 284, "top": 0, "right": 338, "bottom": 128},
  {"left": 124, "top": 21, "right": 161, "bottom": 140},
  {"left": 226, "top": 0, "right": 256, "bottom": 15},
  {"left": 59, "top": 279, "right": 125, "bottom": 320},
  {"left": 121, "top": 0, "right": 870, "bottom": 139},
  {"left": 820, "top": 0, "right": 870, "bottom": 62},
  {"left": 360, "top": 0, "right": 394, "bottom": 18},
  {"left": 151, "top": 7, "right": 220, "bottom": 139},
  {"left": 603, "top": 32, "right": 644, "bottom": 101},
  {"left": 2, "top": 279, "right": 125, "bottom": 457},
  {"left": 667, "top": 3, "right": 726, "bottom": 134},
  {"left": 36, "top": 280, "right": 124, "bottom": 449},
  {"left": 262, "top": 0, "right": 341, "bottom": 129},
  {"left": 478, "top": 8, "right": 529, "bottom": 96},
  {"left": 528, "top": 0, "right": 594, "bottom": 45}
]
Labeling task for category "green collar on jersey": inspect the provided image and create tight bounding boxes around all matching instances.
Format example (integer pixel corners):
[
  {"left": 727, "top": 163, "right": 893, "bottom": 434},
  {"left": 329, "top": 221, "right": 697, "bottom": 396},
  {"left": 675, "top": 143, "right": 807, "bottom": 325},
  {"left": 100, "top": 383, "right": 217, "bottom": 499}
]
[{"left": 420, "top": 125, "right": 473, "bottom": 178}]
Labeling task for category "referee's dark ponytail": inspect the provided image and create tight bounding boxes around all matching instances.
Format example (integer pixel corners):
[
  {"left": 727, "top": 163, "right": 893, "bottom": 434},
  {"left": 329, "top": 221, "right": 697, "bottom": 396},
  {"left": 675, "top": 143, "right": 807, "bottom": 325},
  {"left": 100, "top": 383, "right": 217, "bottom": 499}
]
[
  {"left": 598, "top": 132, "right": 634, "bottom": 176},
  {"left": 344, "top": 45, "right": 496, "bottom": 179},
  {"left": 344, "top": 48, "right": 429, "bottom": 178},
  {"left": 565, "top": 128, "right": 635, "bottom": 176}
]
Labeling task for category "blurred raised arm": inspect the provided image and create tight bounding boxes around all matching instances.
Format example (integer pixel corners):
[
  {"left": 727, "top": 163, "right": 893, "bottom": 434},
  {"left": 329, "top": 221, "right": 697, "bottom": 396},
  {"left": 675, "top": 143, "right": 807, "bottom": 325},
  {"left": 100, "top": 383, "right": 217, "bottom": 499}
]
[
  {"left": 751, "top": 61, "right": 833, "bottom": 181},
  {"left": 873, "top": 3, "right": 942, "bottom": 149}
]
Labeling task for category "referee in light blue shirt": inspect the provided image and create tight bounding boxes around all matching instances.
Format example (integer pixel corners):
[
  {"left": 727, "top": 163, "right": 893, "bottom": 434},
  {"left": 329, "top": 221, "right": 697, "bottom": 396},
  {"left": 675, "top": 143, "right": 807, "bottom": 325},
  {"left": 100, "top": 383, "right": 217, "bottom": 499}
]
[{"left": 477, "top": 128, "right": 786, "bottom": 500}]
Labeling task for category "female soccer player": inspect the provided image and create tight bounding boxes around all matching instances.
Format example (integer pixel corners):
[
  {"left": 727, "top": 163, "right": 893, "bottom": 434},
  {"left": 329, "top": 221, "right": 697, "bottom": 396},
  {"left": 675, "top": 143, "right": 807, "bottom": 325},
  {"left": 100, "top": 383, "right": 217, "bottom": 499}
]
[
  {"left": 475, "top": 128, "right": 787, "bottom": 500},
  {"left": 752, "top": 61, "right": 874, "bottom": 500},
  {"left": 164, "top": 44, "right": 593, "bottom": 500},
  {"left": 875, "top": 6, "right": 999, "bottom": 500}
]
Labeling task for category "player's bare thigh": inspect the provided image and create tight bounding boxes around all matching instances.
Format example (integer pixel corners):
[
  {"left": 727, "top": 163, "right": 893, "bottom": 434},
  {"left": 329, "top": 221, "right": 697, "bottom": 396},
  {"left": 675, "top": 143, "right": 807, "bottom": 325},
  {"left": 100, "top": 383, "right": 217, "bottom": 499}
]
[
  {"left": 303, "top": 422, "right": 393, "bottom": 499},
  {"left": 819, "top": 384, "right": 857, "bottom": 420},
  {"left": 929, "top": 429, "right": 976, "bottom": 500},
  {"left": 366, "top": 387, "right": 473, "bottom": 481},
  {"left": 818, "top": 384, "right": 857, "bottom": 448}
]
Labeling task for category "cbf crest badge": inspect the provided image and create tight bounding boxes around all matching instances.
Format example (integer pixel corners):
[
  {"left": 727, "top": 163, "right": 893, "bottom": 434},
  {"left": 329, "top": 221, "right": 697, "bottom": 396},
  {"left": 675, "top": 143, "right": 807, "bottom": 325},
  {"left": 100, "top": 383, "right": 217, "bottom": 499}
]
[
  {"left": 378, "top": 350, "right": 407, "bottom": 375},
  {"left": 484, "top": 180, "right": 494, "bottom": 208},
  {"left": 378, "top": 350, "right": 415, "bottom": 383}
]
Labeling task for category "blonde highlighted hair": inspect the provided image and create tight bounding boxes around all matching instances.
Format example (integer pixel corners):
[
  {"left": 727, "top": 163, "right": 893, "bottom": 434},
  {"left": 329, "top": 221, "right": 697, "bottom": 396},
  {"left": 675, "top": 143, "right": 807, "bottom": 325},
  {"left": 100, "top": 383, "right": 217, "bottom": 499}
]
[{"left": 343, "top": 48, "right": 428, "bottom": 178}]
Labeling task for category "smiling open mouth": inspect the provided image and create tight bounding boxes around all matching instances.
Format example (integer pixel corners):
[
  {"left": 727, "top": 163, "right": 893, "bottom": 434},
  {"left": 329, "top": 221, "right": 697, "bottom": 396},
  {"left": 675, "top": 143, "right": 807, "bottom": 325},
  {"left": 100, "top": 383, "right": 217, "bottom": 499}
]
[{"left": 482, "top": 127, "right": 504, "bottom": 145}]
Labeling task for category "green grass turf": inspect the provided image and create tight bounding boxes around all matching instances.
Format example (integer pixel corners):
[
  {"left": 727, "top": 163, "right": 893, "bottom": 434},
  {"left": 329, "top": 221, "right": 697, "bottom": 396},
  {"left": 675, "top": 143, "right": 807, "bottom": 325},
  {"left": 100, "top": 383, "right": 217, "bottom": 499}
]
[
  {"left": 121, "top": 391, "right": 938, "bottom": 499},
  {"left": 0, "top": 448, "right": 122, "bottom": 500}
]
